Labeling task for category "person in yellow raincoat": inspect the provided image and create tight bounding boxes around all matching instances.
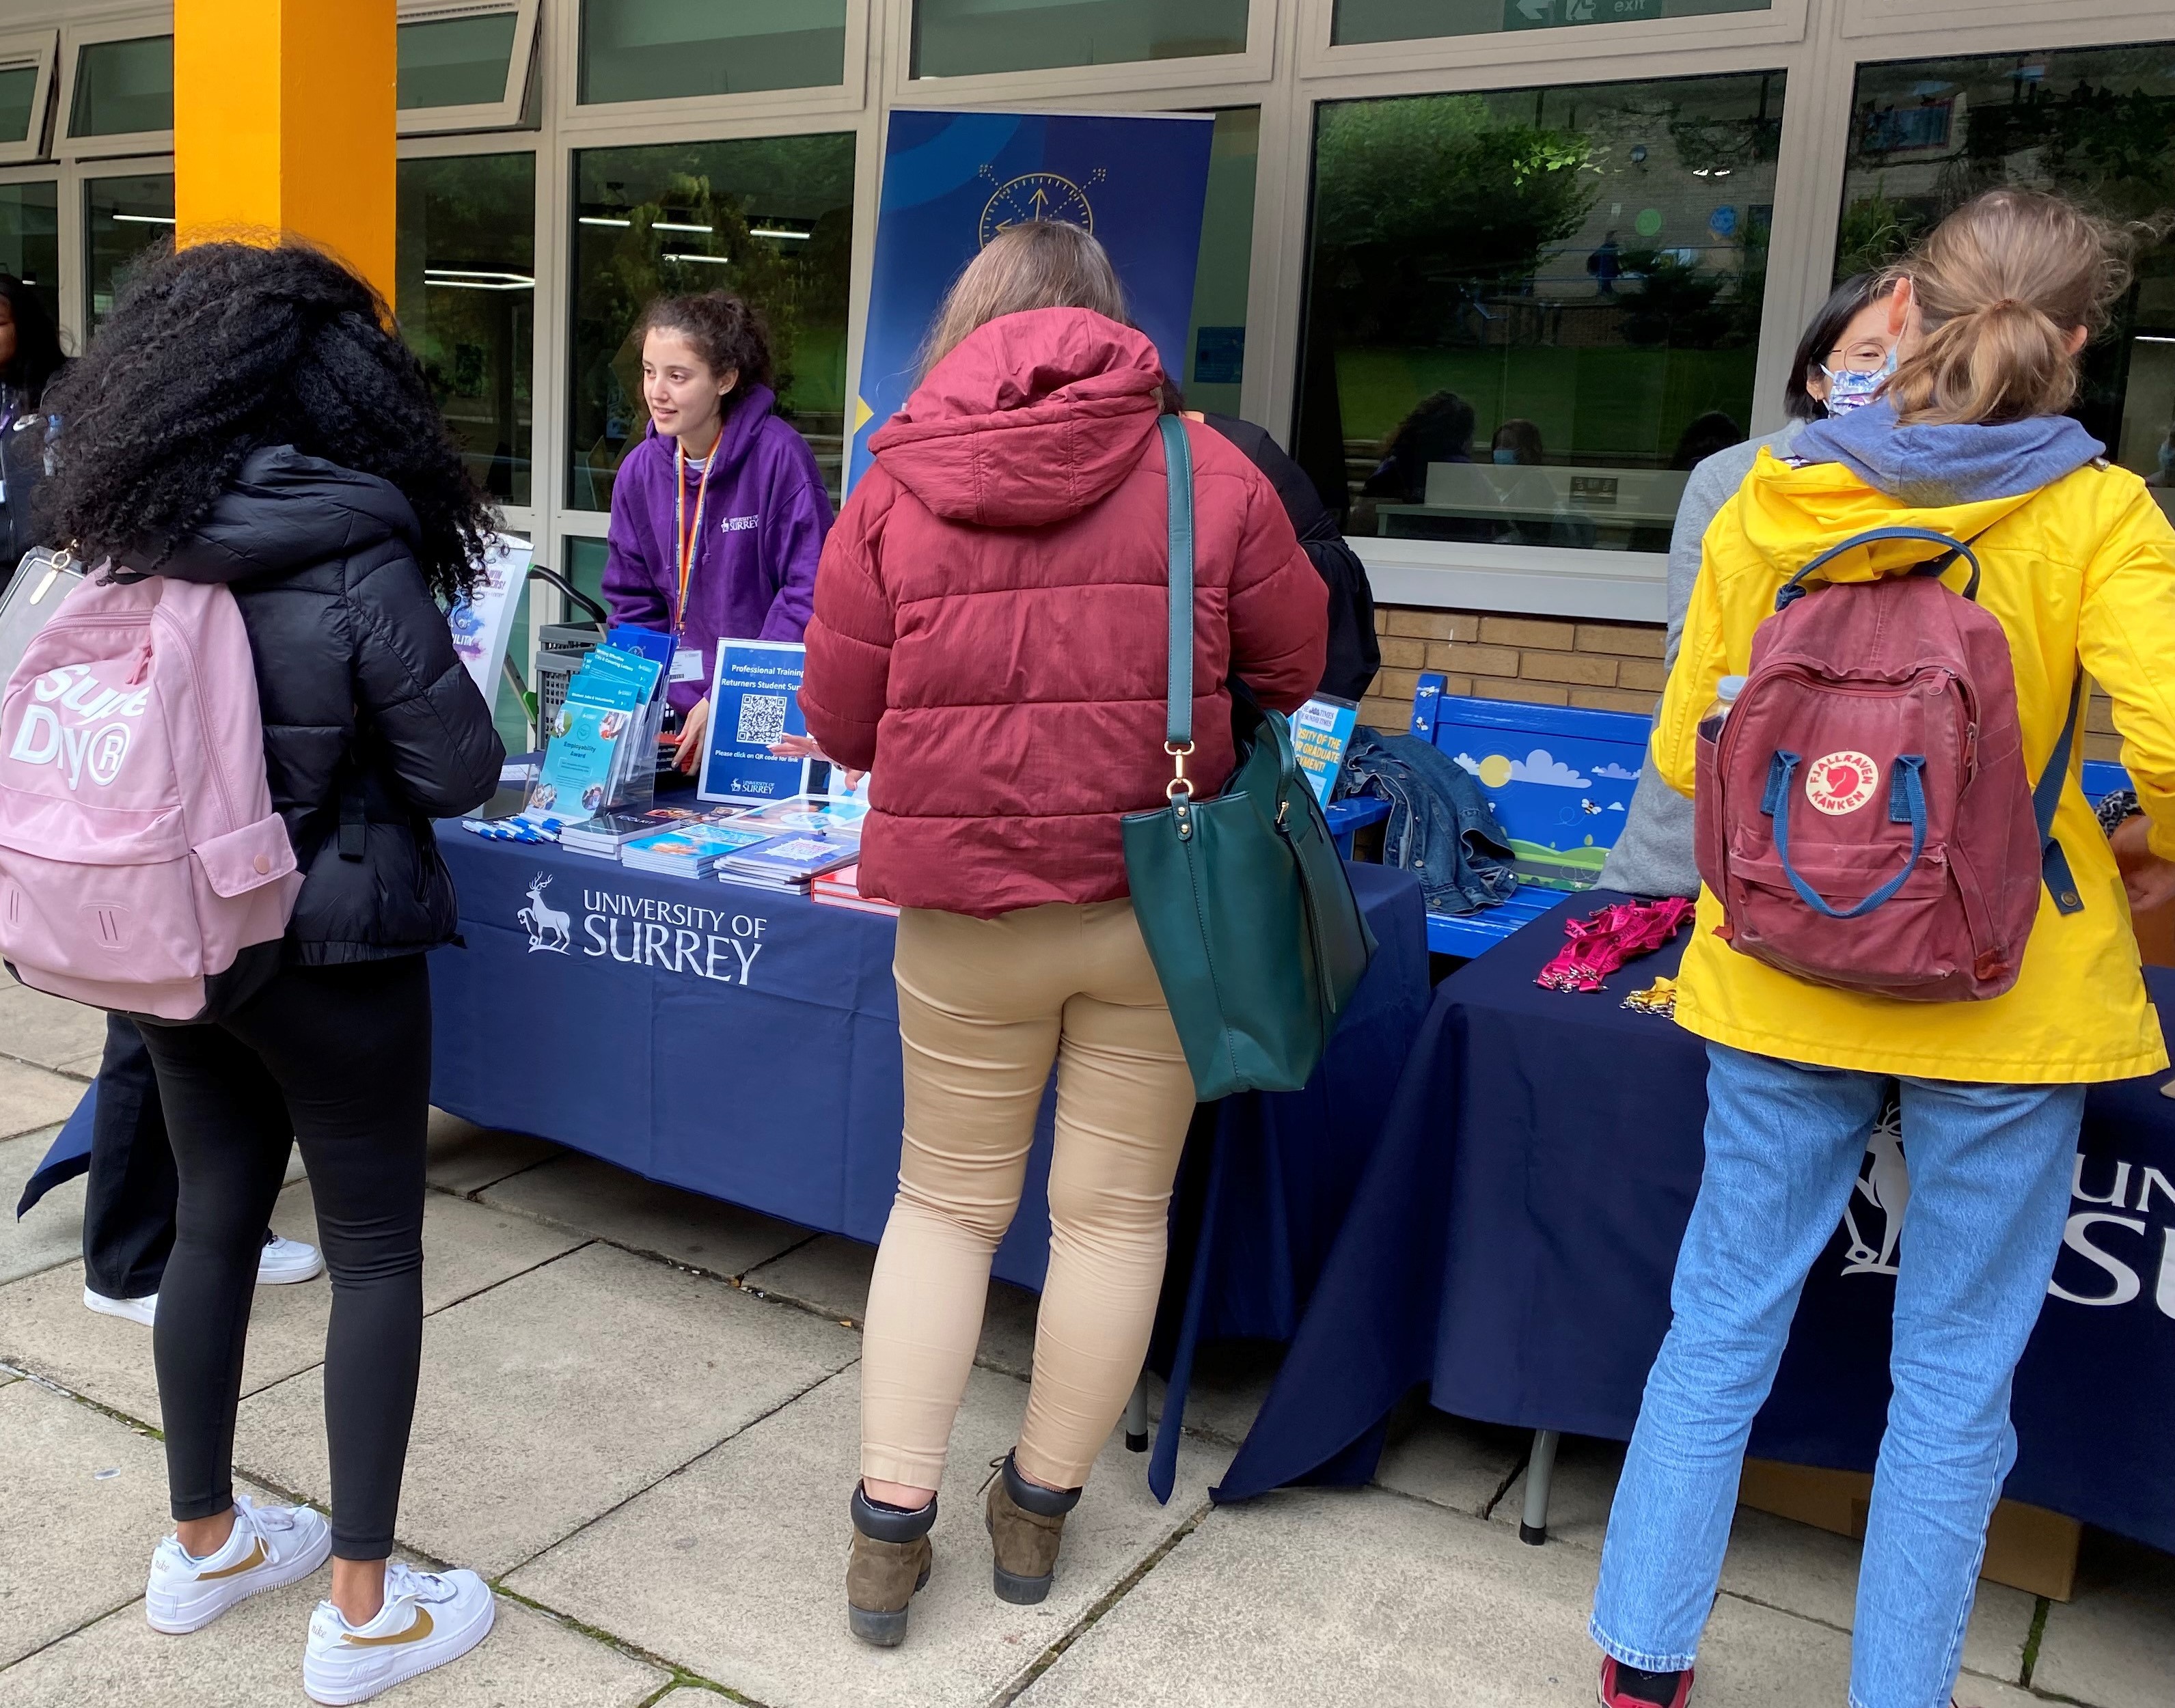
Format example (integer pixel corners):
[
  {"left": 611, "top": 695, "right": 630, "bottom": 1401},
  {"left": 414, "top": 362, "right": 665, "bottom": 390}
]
[{"left": 1589, "top": 189, "right": 2175, "bottom": 1708}]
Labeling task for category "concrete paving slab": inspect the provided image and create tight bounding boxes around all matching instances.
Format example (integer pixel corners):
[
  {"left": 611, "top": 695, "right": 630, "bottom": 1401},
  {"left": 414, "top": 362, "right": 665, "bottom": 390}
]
[
  {"left": 234, "top": 1241, "right": 860, "bottom": 1577},
  {"left": 0, "top": 980, "right": 109, "bottom": 1073},
  {"left": 0, "top": 1377, "right": 174, "bottom": 1667},
  {"left": 479, "top": 1149, "right": 808, "bottom": 1276},
  {"left": 1134, "top": 1340, "right": 1286, "bottom": 1450},
  {"left": 1487, "top": 1434, "right": 2036, "bottom": 1683},
  {"left": 1372, "top": 1405, "right": 1531, "bottom": 1518},
  {"left": 0, "top": 1567, "right": 666, "bottom": 1707},
  {"left": 1716, "top": 1504, "right": 2036, "bottom": 1687},
  {"left": 0, "top": 1056, "right": 83, "bottom": 1143},
  {"left": 745, "top": 1232, "right": 1042, "bottom": 1375},
  {"left": 0, "top": 1126, "right": 85, "bottom": 1285},
  {"left": 506, "top": 1361, "right": 1231, "bottom": 1708},
  {"left": 0, "top": 1183, "right": 588, "bottom": 1430},
  {"left": 55, "top": 1050, "right": 104, "bottom": 1079},
  {"left": 423, "top": 1110, "right": 562, "bottom": 1195},
  {"left": 2032, "top": 1529, "right": 2175, "bottom": 1708}
]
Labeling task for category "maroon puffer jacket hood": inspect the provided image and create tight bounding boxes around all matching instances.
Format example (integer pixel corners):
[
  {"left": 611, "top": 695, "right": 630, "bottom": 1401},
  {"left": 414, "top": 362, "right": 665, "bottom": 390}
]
[
  {"left": 803, "top": 307, "right": 1326, "bottom": 918},
  {"left": 868, "top": 307, "right": 1165, "bottom": 527}
]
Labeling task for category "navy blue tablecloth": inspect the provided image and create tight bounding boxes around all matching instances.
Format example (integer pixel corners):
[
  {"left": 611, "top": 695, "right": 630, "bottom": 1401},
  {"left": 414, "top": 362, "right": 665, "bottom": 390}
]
[
  {"left": 429, "top": 826, "right": 1430, "bottom": 1336},
  {"left": 1221, "top": 890, "right": 2175, "bottom": 1556}
]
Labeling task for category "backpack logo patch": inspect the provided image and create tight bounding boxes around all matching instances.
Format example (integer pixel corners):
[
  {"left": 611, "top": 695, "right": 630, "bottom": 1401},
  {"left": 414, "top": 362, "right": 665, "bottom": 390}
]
[{"left": 1806, "top": 750, "right": 1878, "bottom": 816}]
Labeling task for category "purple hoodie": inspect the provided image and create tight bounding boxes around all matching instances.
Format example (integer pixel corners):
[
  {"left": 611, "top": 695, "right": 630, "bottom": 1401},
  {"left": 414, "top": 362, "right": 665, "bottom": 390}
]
[{"left": 601, "top": 383, "right": 834, "bottom": 712}]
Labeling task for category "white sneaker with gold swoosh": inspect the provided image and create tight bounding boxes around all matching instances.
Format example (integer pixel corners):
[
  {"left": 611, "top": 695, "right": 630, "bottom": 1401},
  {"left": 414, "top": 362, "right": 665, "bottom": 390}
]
[
  {"left": 146, "top": 1496, "right": 332, "bottom": 1634},
  {"left": 303, "top": 1561, "right": 495, "bottom": 1705}
]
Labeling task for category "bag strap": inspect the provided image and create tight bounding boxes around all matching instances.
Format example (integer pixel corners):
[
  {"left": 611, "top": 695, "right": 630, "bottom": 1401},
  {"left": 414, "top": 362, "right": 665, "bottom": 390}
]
[
  {"left": 1777, "top": 525, "right": 1985, "bottom": 611},
  {"left": 2036, "top": 672, "right": 2085, "bottom": 915},
  {"left": 1764, "top": 751, "right": 1928, "bottom": 919},
  {"left": 1158, "top": 414, "right": 1197, "bottom": 797}
]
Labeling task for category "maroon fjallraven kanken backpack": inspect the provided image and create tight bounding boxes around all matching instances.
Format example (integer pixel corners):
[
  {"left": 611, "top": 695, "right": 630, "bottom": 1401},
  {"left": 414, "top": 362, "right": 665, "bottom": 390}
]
[{"left": 1693, "top": 525, "right": 2081, "bottom": 1002}]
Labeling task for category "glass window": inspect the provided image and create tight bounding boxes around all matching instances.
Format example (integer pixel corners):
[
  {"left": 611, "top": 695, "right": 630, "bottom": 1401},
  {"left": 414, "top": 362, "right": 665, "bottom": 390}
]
[
  {"left": 579, "top": 1, "right": 847, "bottom": 103},
  {"left": 1294, "top": 71, "right": 1785, "bottom": 552},
  {"left": 1837, "top": 44, "right": 2175, "bottom": 521},
  {"left": 0, "top": 62, "right": 41, "bottom": 145},
  {"left": 85, "top": 172, "right": 173, "bottom": 336},
  {"left": 1332, "top": 0, "right": 1768, "bottom": 47},
  {"left": 396, "top": 153, "right": 535, "bottom": 506},
  {"left": 1182, "top": 108, "right": 1259, "bottom": 417},
  {"left": 70, "top": 36, "right": 173, "bottom": 138},
  {"left": 562, "top": 532, "right": 610, "bottom": 614},
  {"left": 398, "top": 12, "right": 519, "bottom": 111},
  {"left": 569, "top": 133, "right": 855, "bottom": 511},
  {"left": 0, "top": 182, "right": 58, "bottom": 327},
  {"left": 913, "top": 0, "right": 1247, "bottom": 79}
]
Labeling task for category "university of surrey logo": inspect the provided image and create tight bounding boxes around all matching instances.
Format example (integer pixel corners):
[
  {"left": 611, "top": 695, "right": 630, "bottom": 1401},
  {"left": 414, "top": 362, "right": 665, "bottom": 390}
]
[
  {"left": 517, "top": 872, "right": 571, "bottom": 953},
  {"left": 1840, "top": 1099, "right": 1910, "bottom": 1277}
]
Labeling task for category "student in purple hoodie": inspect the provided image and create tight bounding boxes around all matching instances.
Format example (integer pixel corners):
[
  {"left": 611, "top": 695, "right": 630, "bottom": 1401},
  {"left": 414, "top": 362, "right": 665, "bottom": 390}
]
[{"left": 603, "top": 290, "right": 834, "bottom": 771}]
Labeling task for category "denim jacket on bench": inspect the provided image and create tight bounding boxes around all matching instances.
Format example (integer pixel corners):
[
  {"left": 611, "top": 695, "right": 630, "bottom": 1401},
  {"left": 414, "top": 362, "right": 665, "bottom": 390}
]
[{"left": 1336, "top": 728, "right": 1518, "bottom": 915}]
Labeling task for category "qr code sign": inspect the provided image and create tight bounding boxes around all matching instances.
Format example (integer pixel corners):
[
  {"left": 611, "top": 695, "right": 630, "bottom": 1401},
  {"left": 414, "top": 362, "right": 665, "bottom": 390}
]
[{"left": 735, "top": 693, "right": 789, "bottom": 747}]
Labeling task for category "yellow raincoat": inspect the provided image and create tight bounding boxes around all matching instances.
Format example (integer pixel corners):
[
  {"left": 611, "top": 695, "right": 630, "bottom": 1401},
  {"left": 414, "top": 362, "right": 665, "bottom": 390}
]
[{"left": 1657, "top": 452, "right": 2175, "bottom": 1082}]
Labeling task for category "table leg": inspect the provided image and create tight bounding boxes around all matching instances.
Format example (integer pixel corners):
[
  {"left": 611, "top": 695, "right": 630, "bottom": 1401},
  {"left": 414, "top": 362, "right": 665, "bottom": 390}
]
[
  {"left": 1125, "top": 1375, "right": 1149, "bottom": 1452},
  {"left": 1520, "top": 1429, "right": 1560, "bottom": 1545}
]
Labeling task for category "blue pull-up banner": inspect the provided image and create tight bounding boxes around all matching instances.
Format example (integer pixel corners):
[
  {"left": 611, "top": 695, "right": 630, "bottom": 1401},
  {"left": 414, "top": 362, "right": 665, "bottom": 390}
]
[{"left": 846, "top": 107, "right": 1215, "bottom": 491}]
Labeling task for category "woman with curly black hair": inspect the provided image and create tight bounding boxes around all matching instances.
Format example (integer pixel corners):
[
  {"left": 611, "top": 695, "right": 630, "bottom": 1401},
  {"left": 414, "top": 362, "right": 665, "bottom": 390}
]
[
  {"left": 601, "top": 288, "right": 834, "bottom": 771},
  {"left": 42, "top": 239, "right": 505, "bottom": 1705}
]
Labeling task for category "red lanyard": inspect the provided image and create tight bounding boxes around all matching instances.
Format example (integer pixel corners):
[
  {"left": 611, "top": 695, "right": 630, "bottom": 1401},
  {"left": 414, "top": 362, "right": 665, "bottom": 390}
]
[{"left": 672, "top": 435, "right": 719, "bottom": 639}]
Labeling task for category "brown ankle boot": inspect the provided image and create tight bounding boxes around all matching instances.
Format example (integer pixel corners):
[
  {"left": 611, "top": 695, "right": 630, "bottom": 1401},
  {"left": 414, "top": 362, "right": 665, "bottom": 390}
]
[
  {"left": 847, "top": 1485, "right": 935, "bottom": 1647},
  {"left": 985, "top": 1450, "right": 1080, "bottom": 1605}
]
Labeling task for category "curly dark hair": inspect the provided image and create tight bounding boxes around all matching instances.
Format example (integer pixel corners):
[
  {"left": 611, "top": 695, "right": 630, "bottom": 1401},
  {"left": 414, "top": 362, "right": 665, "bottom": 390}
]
[
  {"left": 38, "top": 239, "right": 496, "bottom": 600},
  {"left": 637, "top": 290, "right": 773, "bottom": 406}
]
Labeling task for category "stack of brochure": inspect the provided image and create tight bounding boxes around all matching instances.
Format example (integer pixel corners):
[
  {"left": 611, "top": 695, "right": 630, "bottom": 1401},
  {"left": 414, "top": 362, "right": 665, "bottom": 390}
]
[
  {"left": 560, "top": 805, "right": 710, "bottom": 859},
  {"left": 623, "top": 821, "right": 775, "bottom": 879},
  {"left": 520, "top": 639, "right": 666, "bottom": 823},
  {"left": 719, "top": 793, "right": 871, "bottom": 838},
  {"left": 810, "top": 864, "right": 898, "bottom": 918},
  {"left": 717, "top": 830, "right": 862, "bottom": 892}
]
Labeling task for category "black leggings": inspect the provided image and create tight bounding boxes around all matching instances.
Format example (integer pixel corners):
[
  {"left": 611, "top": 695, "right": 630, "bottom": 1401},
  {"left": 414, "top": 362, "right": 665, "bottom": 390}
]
[{"left": 139, "top": 956, "right": 430, "bottom": 1560}]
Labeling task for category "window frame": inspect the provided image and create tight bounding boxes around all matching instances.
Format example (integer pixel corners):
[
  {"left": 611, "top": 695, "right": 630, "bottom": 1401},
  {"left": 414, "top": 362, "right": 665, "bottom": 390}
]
[
  {"left": 396, "top": 0, "right": 543, "bottom": 137},
  {"left": 888, "top": 0, "right": 1278, "bottom": 102},
  {"left": 1297, "top": 0, "right": 1811, "bottom": 81},
  {"left": 56, "top": 13, "right": 172, "bottom": 163},
  {"left": 555, "top": 0, "right": 871, "bottom": 133},
  {"left": 397, "top": 131, "right": 545, "bottom": 531},
  {"left": 0, "top": 29, "right": 58, "bottom": 165}
]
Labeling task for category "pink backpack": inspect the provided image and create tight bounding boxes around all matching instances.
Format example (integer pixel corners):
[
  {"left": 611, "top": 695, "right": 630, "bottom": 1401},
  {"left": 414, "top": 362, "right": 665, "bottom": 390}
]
[
  {"left": 0, "top": 570, "right": 301, "bottom": 1020},
  {"left": 1693, "top": 526, "right": 2081, "bottom": 1003}
]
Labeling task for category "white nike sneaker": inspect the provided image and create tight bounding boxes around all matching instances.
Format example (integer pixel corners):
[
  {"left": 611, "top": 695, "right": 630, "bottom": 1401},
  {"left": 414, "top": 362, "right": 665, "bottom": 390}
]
[
  {"left": 85, "top": 1286, "right": 157, "bottom": 1327},
  {"left": 258, "top": 1232, "right": 325, "bottom": 1285},
  {"left": 303, "top": 1562, "right": 496, "bottom": 1705},
  {"left": 146, "top": 1496, "right": 333, "bottom": 1634}
]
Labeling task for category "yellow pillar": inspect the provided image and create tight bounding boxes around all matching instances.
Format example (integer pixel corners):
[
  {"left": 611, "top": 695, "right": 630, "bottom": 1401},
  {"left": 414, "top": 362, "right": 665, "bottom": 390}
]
[{"left": 173, "top": 0, "right": 398, "bottom": 304}]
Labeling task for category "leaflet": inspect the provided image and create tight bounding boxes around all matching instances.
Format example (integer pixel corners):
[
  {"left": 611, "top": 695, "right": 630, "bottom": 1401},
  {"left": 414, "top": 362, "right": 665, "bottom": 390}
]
[
  {"left": 723, "top": 794, "right": 871, "bottom": 836},
  {"left": 699, "top": 639, "right": 811, "bottom": 805},
  {"left": 1291, "top": 695, "right": 1360, "bottom": 809}
]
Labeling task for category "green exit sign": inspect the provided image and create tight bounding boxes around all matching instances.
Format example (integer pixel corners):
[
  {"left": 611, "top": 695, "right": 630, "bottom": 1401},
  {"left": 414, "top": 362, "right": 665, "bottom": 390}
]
[{"left": 1505, "top": 0, "right": 1668, "bottom": 27}]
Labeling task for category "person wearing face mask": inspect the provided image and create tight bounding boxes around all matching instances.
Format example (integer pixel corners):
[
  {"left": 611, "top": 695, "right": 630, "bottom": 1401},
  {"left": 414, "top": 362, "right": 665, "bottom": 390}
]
[
  {"left": 601, "top": 290, "right": 834, "bottom": 771},
  {"left": 1600, "top": 274, "right": 1898, "bottom": 898}
]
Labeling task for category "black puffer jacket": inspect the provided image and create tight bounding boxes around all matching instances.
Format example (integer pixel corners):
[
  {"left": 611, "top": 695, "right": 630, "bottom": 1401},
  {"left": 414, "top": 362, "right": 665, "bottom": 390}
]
[{"left": 146, "top": 445, "right": 504, "bottom": 963}]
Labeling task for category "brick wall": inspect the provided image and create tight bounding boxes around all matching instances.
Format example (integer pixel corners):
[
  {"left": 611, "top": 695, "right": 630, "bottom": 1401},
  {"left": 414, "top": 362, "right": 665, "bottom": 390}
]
[
  {"left": 1357, "top": 605, "right": 1669, "bottom": 734},
  {"left": 1359, "top": 602, "right": 2126, "bottom": 767}
]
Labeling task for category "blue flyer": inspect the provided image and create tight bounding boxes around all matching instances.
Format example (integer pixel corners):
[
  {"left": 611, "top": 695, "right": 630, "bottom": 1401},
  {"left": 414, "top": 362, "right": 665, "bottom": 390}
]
[
  {"left": 847, "top": 109, "right": 1214, "bottom": 490},
  {"left": 1291, "top": 695, "right": 1360, "bottom": 809},
  {"left": 699, "top": 639, "right": 812, "bottom": 805}
]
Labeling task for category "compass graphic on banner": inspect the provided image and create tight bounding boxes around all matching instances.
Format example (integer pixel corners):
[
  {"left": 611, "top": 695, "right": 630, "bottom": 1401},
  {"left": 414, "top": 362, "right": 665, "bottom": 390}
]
[{"left": 977, "top": 166, "right": 1104, "bottom": 248}]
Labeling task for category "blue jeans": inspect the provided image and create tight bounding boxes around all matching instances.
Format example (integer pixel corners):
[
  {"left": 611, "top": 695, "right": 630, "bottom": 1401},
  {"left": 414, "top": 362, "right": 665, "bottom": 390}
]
[{"left": 1590, "top": 1044, "right": 2085, "bottom": 1708}]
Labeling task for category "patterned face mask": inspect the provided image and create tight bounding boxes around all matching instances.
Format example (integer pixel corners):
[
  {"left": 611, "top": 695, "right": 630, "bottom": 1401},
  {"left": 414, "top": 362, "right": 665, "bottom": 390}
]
[{"left": 1821, "top": 346, "right": 1897, "bottom": 416}]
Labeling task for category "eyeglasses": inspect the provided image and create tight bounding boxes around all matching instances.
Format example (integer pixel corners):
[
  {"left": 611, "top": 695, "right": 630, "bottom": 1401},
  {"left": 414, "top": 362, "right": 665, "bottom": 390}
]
[{"left": 1824, "top": 339, "right": 1892, "bottom": 374}]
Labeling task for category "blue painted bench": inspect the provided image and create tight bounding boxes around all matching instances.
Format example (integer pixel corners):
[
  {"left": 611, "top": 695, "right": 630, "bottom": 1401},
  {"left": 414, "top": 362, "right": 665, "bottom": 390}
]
[{"left": 1402, "top": 671, "right": 2132, "bottom": 960}]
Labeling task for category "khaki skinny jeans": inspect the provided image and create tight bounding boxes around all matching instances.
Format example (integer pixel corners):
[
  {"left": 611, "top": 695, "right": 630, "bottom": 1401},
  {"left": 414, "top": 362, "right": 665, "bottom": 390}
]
[{"left": 860, "top": 898, "right": 1196, "bottom": 1491}]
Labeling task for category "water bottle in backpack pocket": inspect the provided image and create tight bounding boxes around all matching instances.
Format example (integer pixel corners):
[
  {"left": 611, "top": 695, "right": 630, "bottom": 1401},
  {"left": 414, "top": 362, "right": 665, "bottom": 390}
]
[
  {"left": 1693, "top": 526, "right": 2081, "bottom": 1003},
  {"left": 0, "top": 570, "right": 300, "bottom": 1021}
]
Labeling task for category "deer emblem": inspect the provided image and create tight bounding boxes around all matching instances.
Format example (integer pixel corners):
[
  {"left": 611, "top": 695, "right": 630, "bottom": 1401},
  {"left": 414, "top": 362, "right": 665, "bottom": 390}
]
[{"left": 517, "top": 873, "right": 571, "bottom": 954}]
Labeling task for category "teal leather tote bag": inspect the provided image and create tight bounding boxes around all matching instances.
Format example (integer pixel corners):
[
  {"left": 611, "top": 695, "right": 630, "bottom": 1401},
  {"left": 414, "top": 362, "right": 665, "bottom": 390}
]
[{"left": 1121, "top": 415, "right": 1376, "bottom": 1101}]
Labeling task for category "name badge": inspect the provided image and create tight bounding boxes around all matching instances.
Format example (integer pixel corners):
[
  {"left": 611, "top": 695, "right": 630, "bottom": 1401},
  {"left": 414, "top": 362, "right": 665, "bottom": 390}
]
[{"left": 669, "top": 647, "right": 707, "bottom": 685}]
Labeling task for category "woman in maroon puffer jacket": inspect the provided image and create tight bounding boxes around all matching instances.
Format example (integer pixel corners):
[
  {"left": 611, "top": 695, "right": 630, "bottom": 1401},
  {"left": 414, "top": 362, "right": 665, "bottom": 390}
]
[{"left": 802, "top": 221, "right": 1324, "bottom": 1645}]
